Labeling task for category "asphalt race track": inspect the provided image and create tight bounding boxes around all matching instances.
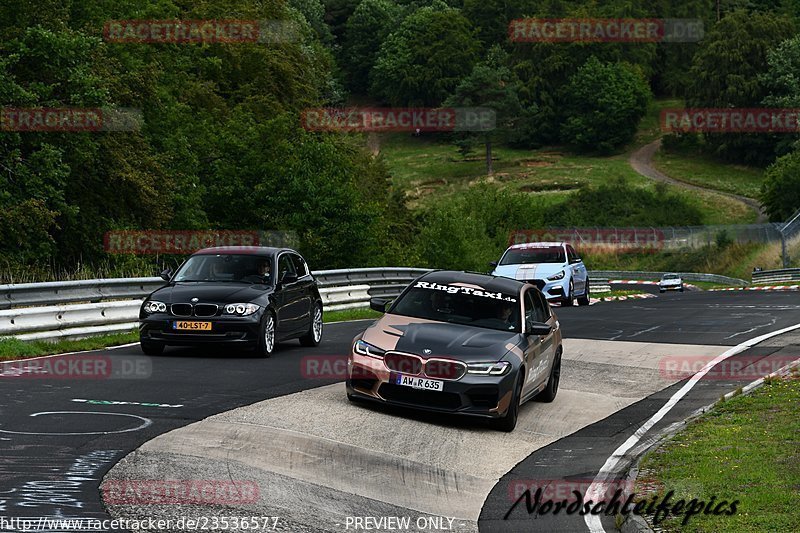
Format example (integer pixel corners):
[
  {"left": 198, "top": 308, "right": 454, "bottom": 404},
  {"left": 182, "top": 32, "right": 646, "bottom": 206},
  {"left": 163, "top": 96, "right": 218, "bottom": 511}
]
[{"left": 1, "top": 290, "right": 799, "bottom": 532}]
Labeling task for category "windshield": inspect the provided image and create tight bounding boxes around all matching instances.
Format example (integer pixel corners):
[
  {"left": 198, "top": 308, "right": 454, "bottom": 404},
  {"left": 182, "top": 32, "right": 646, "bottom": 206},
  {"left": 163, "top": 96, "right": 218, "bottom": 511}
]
[
  {"left": 663, "top": 274, "right": 679, "bottom": 280},
  {"left": 173, "top": 254, "right": 273, "bottom": 284},
  {"left": 500, "top": 247, "right": 566, "bottom": 266},
  {"left": 391, "top": 283, "right": 520, "bottom": 333}
]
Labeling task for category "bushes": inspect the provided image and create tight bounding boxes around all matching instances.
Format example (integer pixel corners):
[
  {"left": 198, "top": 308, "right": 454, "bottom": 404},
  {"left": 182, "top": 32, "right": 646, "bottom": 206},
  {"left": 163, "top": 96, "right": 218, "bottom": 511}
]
[
  {"left": 543, "top": 179, "right": 704, "bottom": 227},
  {"left": 560, "top": 57, "right": 651, "bottom": 153},
  {"left": 412, "top": 180, "right": 704, "bottom": 271},
  {"left": 761, "top": 149, "right": 800, "bottom": 222}
]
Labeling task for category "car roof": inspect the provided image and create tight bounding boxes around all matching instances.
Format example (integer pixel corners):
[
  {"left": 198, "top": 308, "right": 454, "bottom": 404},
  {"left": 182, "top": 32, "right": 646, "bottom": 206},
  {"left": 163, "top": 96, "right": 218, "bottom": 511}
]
[
  {"left": 192, "top": 246, "right": 293, "bottom": 257},
  {"left": 419, "top": 270, "right": 526, "bottom": 293},
  {"left": 508, "top": 242, "right": 567, "bottom": 250}
]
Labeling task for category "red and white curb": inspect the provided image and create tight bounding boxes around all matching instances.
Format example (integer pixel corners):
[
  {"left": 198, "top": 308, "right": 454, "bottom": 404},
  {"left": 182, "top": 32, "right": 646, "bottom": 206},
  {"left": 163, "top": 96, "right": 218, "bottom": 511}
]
[
  {"left": 589, "top": 293, "right": 656, "bottom": 305},
  {"left": 711, "top": 285, "right": 800, "bottom": 292}
]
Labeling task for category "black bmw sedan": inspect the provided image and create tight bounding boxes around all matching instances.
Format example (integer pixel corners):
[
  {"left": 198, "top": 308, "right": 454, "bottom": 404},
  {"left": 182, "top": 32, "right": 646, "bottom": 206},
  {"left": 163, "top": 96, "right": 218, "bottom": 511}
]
[{"left": 139, "top": 246, "right": 323, "bottom": 357}]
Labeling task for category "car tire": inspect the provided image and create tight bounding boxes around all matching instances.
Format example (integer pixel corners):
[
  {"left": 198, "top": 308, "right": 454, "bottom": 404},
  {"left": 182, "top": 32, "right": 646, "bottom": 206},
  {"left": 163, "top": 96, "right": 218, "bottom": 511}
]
[
  {"left": 299, "top": 303, "right": 323, "bottom": 347},
  {"left": 140, "top": 340, "right": 164, "bottom": 356},
  {"left": 254, "top": 312, "right": 276, "bottom": 358},
  {"left": 577, "top": 282, "right": 590, "bottom": 306},
  {"left": 659, "top": 289, "right": 665, "bottom": 293},
  {"left": 562, "top": 280, "right": 575, "bottom": 306},
  {"left": 536, "top": 350, "right": 561, "bottom": 403},
  {"left": 493, "top": 373, "right": 523, "bottom": 432},
  {"left": 679, "top": 287, "right": 684, "bottom": 292}
]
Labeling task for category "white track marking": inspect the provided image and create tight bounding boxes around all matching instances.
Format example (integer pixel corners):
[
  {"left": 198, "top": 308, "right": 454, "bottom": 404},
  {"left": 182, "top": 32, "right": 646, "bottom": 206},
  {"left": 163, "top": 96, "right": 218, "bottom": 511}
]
[
  {"left": 0, "top": 411, "right": 152, "bottom": 435},
  {"left": 584, "top": 321, "right": 800, "bottom": 533}
]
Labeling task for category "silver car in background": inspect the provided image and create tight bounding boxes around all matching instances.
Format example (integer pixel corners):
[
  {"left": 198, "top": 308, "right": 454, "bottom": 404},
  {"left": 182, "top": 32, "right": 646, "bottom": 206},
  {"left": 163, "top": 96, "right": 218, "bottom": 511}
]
[{"left": 659, "top": 273, "right": 684, "bottom": 293}]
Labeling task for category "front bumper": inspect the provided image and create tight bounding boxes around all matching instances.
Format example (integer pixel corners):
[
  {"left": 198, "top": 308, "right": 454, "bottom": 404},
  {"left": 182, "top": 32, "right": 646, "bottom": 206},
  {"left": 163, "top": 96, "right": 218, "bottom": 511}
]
[
  {"left": 659, "top": 283, "right": 683, "bottom": 292},
  {"left": 346, "top": 353, "right": 517, "bottom": 419},
  {"left": 139, "top": 311, "right": 263, "bottom": 346},
  {"left": 525, "top": 278, "right": 570, "bottom": 302}
]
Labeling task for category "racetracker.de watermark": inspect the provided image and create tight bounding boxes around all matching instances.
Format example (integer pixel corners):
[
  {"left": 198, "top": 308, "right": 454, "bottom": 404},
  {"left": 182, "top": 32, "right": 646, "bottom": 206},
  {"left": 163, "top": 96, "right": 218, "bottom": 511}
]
[
  {"left": 103, "top": 19, "right": 299, "bottom": 44},
  {"left": 509, "top": 18, "right": 703, "bottom": 43},
  {"left": 509, "top": 229, "right": 665, "bottom": 253},
  {"left": 0, "top": 355, "right": 151, "bottom": 380},
  {"left": 662, "top": 108, "right": 800, "bottom": 133},
  {"left": 102, "top": 480, "right": 260, "bottom": 505},
  {"left": 0, "top": 107, "right": 142, "bottom": 132},
  {"left": 658, "top": 354, "right": 800, "bottom": 381},
  {"left": 104, "top": 230, "right": 298, "bottom": 254},
  {"left": 301, "top": 108, "right": 496, "bottom": 132}
]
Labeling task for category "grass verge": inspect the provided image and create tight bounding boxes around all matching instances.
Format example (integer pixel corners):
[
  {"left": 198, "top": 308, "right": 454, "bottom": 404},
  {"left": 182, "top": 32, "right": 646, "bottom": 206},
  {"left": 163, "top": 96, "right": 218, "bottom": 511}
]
[
  {"left": 653, "top": 148, "right": 765, "bottom": 199},
  {"left": 0, "top": 330, "right": 140, "bottom": 361},
  {"left": 635, "top": 376, "right": 800, "bottom": 532},
  {"left": 324, "top": 308, "right": 382, "bottom": 323}
]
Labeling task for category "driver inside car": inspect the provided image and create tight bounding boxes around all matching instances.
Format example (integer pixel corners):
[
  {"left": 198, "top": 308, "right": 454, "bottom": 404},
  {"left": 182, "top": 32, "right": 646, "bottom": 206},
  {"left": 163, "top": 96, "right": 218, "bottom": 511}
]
[{"left": 241, "top": 259, "right": 272, "bottom": 284}]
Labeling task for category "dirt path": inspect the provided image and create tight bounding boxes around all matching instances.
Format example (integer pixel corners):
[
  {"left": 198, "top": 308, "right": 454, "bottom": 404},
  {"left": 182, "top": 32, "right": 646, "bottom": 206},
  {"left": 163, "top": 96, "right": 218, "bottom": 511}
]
[{"left": 629, "top": 139, "right": 768, "bottom": 222}]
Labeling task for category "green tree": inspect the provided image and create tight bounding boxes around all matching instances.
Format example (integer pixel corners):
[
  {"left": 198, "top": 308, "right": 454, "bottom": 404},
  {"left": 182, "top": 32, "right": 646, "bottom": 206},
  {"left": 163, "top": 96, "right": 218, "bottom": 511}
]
[
  {"left": 370, "top": 1, "right": 480, "bottom": 106},
  {"left": 444, "top": 46, "right": 526, "bottom": 175},
  {"left": 506, "top": 0, "right": 658, "bottom": 147},
  {"left": 560, "top": 57, "right": 651, "bottom": 153},
  {"left": 685, "top": 10, "right": 795, "bottom": 164},
  {"left": 761, "top": 149, "right": 800, "bottom": 222},
  {"left": 342, "top": 0, "right": 403, "bottom": 93},
  {"left": 290, "top": 0, "right": 335, "bottom": 45}
]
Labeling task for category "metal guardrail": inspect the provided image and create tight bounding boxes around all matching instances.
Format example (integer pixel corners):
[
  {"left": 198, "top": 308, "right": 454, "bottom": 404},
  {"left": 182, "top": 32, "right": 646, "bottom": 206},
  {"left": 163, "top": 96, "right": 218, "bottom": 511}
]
[
  {"left": 0, "top": 268, "right": 430, "bottom": 341},
  {"left": 0, "top": 268, "right": 743, "bottom": 341},
  {"left": 0, "top": 278, "right": 165, "bottom": 310},
  {"left": 589, "top": 270, "right": 748, "bottom": 286},
  {"left": 751, "top": 268, "right": 800, "bottom": 285}
]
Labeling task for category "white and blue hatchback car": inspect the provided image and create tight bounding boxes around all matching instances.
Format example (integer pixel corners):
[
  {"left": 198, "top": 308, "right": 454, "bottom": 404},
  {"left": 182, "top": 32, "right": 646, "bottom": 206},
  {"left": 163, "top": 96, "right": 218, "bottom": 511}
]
[{"left": 491, "top": 242, "right": 590, "bottom": 306}]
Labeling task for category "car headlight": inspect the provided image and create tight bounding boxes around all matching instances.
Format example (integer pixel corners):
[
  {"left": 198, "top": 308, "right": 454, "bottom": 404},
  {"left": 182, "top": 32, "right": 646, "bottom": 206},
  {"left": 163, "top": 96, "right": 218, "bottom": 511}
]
[
  {"left": 353, "top": 340, "right": 385, "bottom": 359},
  {"left": 467, "top": 361, "right": 511, "bottom": 376},
  {"left": 548, "top": 271, "right": 566, "bottom": 281},
  {"left": 143, "top": 301, "right": 167, "bottom": 314},
  {"left": 223, "top": 303, "right": 260, "bottom": 316}
]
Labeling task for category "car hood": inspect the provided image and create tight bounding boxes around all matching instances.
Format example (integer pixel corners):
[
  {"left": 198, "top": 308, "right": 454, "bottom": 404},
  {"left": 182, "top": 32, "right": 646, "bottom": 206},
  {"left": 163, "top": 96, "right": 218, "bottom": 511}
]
[
  {"left": 361, "top": 314, "right": 521, "bottom": 363},
  {"left": 149, "top": 282, "right": 271, "bottom": 304},
  {"left": 493, "top": 263, "right": 566, "bottom": 281}
]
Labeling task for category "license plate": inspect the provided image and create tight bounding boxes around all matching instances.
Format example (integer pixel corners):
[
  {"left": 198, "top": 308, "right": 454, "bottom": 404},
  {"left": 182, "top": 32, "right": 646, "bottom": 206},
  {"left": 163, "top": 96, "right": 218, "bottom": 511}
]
[
  {"left": 173, "top": 321, "right": 212, "bottom": 331},
  {"left": 394, "top": 374, "right": 443, "bottom": 392}
]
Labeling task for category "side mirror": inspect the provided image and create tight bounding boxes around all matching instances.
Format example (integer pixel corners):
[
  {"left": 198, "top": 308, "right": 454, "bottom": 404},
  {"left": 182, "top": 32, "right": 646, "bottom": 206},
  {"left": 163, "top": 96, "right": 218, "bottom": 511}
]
[
  {"left": 570, "top": 258, "right": 583, "bottom": 264},
  {"left": 489, "top": 261, "right": 498, "bottom": 268},
  {"left": 369, "top": 297, "right": 390, "bottom": 313},
  {"left": 527, "top": 320, "right": 552, "bottom": 336},
  {"left": 279, "top": 271, "right": 298, "bottom": 285},
  {"left": 160, "top": 268, "right": 172, "bottom": 282}
]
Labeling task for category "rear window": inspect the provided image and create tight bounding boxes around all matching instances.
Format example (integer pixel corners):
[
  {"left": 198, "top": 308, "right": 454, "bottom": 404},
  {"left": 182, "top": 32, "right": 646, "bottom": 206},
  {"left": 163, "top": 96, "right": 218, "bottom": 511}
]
[{"left": 500, "top": 246, "right": 566, "bottom": 265}]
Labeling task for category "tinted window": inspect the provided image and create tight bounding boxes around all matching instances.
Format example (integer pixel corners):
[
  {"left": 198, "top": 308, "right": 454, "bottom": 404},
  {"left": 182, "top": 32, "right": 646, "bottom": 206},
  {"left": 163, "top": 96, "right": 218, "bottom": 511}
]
[
  {"left": 391, "top": 282, "right": 520, "bottom": 332},
  {"left": 534, "top": 290, "right": 550, "bottom": 321},
  {"left": 290, "top": 254, "right": 308, "bottom": 277},
  {"left": 278, "top": 254, "right": 295, "bottom": 279},
  {"left": 173, "top": 254, "right": 271, "bottom": 283},
  {"left": 524, "top": 291, "right": 537, "bottom": 327},
  {"left": 567, "top": 246, "right": 577, "bottom": 262},
  {"left": 500, "top": 246, "right": 566, "bottom": 265}
]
